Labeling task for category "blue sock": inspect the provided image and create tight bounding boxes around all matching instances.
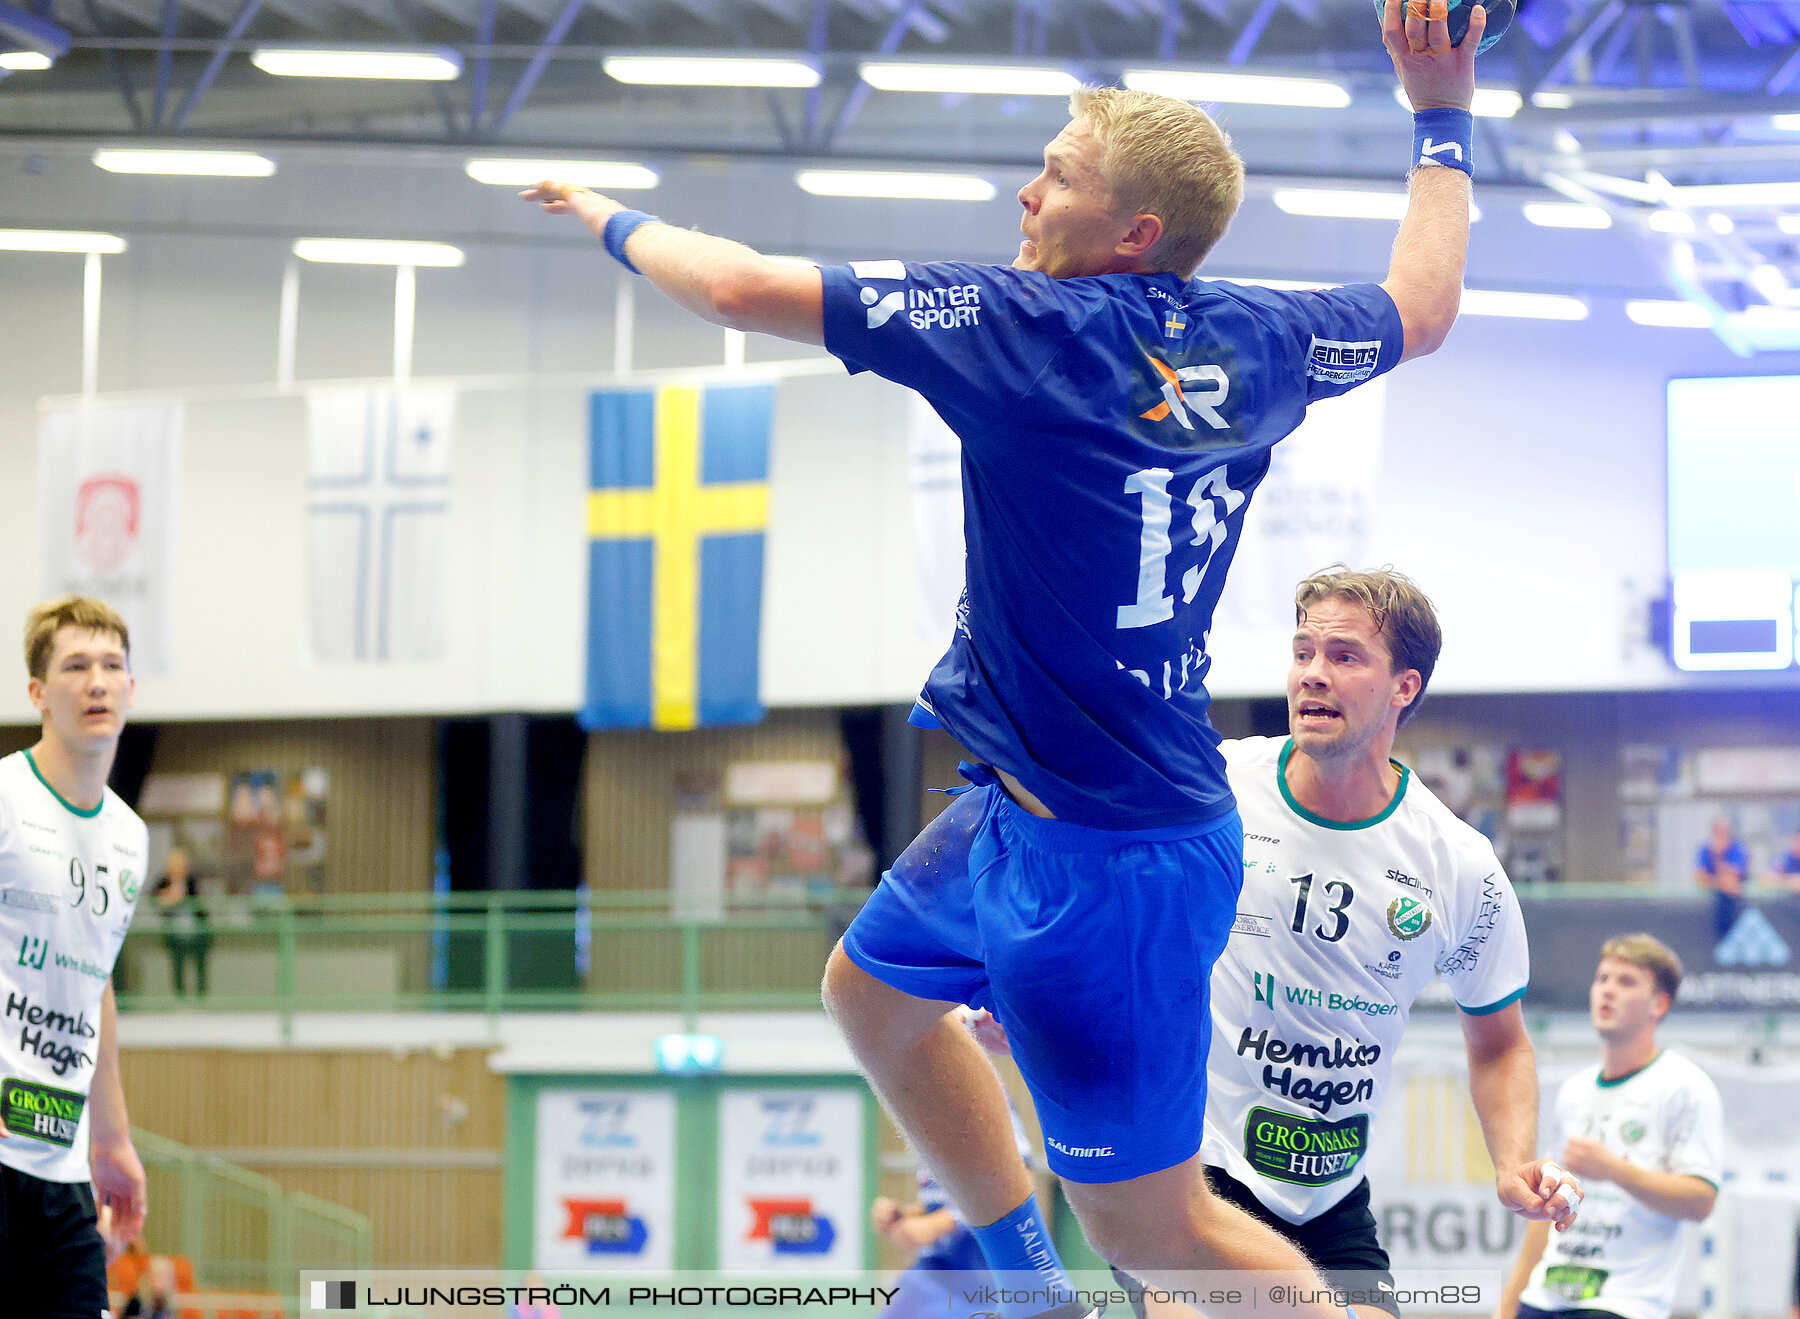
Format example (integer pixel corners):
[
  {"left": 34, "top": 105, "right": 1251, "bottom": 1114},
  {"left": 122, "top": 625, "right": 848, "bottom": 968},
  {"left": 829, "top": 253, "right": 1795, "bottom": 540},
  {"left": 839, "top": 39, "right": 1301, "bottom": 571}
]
[{"left": 970, "top": 1193, "right": 1074, "bottom": 1319}]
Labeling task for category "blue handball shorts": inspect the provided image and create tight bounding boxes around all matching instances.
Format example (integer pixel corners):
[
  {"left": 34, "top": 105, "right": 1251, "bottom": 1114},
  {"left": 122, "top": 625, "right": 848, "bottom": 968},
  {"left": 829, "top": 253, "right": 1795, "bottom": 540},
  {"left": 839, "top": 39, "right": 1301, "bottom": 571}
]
[{"left": 840, "top": 765, "right": 1243, "bottom": 1184}]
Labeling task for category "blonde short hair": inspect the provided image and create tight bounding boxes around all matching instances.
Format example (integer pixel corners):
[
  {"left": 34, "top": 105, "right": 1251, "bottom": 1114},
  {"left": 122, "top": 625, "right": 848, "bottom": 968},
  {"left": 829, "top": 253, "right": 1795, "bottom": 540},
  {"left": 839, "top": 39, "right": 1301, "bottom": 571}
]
[
  {"left": 25, "top": 596, "right": 130, "bottom": 681},
  {"left": 1294, "top": 565, "right": 1442, "bottom": 727},
  {"left": 1069, "top": 86, "right": 1245, "bottom": 278},
  {"left": 1600, "top": 933, "right": 1683, "bottom": 1006}
]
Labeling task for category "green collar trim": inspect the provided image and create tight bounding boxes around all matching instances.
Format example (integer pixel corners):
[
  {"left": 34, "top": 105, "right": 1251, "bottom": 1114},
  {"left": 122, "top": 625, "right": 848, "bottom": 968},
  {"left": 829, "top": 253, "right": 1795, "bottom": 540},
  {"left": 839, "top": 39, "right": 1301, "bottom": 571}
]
[
  {"left": 23, "top": 748, "right": 104, "bottom": 819},
  {"left": 1597, "top": 1051, "right": 1663, "bottom": 1088},
  {"left": 1278, "top": 738, "right": 1409, "bottom": 831}
]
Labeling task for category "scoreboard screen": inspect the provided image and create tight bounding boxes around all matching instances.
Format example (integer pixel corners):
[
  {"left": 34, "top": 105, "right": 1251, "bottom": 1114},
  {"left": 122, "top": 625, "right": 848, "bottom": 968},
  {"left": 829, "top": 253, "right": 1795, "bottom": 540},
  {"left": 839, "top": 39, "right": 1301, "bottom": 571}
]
[{"left": 1667, "top": 376, "right": 1800, "bottom": 671}]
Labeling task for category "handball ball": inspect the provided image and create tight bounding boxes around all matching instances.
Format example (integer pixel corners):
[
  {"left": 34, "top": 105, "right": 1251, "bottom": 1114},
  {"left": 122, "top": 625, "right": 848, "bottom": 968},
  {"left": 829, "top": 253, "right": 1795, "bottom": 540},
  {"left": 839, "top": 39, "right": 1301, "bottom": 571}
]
[{"left": 1378, "top": 0, "right": 1515, "bottom": 53}]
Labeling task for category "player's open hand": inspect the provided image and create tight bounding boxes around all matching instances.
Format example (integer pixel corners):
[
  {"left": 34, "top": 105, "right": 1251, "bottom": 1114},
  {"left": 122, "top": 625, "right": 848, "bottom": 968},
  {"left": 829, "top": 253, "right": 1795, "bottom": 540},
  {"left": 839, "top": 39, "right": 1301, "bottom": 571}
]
[
  {"left": 1498, "top": 1156, "right": 1583, "bottom": 1231},
  {"left": 1383, "top": 0, "right": 1481, "bottom": 110},
  {"left": 91, "top": 1134, "right": 148, "bottom": 1246},
  {"left": 520, "top": 181, "right": 622, "bottom": 237}
]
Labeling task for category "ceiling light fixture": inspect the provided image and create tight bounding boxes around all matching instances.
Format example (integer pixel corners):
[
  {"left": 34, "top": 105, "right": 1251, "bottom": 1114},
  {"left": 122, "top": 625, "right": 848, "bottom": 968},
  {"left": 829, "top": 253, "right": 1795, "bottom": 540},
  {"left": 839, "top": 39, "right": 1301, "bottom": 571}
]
[
  {"left": 1390, "top": 85, "right": 1519, "bottom": 118},
  {"left": 1123, "top": 69, "right": 1350, "bottom": 108},
  {"left": 92, "top": 148, "right": 276, "bottom": 177},
  {"left": 858, "top": 62, "right": 1079, "bottom": 96},
  {"left": 1272, "top": 189, "right": 1482, "bottom": 221},
  {"left": 0, "top": 228, "right": 126, "bottom": 253},
  {"left": 252, "top": 46, "right": 461, "bottom": 80},
  {"left": 602, "top": 55, "right": 820, "bottom": 88},
  {"left": 1647, "top": 210, "right": 1695, "bottom": 234},
  {"left": 0, "top": 50, "right": 52, "bottom": 70},
  {"left": 796, "top": 170, "right": 996, "bottom": 201},
  {"left": 1625, "top": 299, "right": 1712, "bottom": 328},
  {"left": 293, "top": 238, "right": 465, "bottom": 266},
  {"left": 464, "top": 158, "right": 659, "bottom": 189},
  {"left": 1459, "top": 289, "right": 1588, "bottom": 320},
  {"left": 1523, "top": 202, "right": 1612, "bottom": 229}
]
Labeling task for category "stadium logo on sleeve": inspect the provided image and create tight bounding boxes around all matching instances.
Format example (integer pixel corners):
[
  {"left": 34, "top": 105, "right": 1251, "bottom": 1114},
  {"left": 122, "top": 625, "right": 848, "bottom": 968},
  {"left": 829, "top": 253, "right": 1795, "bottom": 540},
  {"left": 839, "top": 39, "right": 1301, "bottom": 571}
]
[
  {"left": 1306, "top": 337, "right": 1381, "bottom": 385},
  {"left": 747, "top": 1198, "right": 836, "bottom": 1254}
]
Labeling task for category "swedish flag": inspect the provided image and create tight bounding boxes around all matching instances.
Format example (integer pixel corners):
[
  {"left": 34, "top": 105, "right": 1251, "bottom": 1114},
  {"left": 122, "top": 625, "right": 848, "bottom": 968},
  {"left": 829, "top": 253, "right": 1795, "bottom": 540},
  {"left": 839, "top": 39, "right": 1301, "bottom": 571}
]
[{"left": 583, "top": 383, "right": 771, "bottom": 730}]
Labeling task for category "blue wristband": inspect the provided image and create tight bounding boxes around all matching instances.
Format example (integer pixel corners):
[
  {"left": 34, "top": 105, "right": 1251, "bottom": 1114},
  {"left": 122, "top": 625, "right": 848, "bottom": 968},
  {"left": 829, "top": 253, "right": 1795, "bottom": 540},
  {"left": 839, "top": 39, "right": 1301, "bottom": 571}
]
[
  {"left": 1412, "top": 108, "right": 1474, "bottom": 176},
  {"left": 603, "top": 209, "right": 660, "bottom": 273}
]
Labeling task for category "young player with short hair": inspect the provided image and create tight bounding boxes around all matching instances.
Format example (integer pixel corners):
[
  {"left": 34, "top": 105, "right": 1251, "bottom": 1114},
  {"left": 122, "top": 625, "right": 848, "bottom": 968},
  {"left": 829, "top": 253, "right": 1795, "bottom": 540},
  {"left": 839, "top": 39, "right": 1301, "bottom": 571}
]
[
  {"left": 0, "top": 596, "right": 150, "bottom": 1315},
  {"left": 1500, "top": 935, "right": 1722, "bottom": 1319}
]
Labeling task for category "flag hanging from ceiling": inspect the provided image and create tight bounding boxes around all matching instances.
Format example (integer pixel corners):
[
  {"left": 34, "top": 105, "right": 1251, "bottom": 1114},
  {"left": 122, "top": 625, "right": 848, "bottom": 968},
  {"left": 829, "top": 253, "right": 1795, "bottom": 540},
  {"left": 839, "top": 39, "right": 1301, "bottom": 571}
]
[{"left": 584, "top": 383, "right": 772, "bottom": 730}]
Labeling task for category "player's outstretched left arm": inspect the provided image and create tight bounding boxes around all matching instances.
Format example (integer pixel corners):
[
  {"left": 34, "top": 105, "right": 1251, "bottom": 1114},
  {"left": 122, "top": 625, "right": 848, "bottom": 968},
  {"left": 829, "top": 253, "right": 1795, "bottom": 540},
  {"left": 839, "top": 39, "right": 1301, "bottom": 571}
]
[
  {"left": 90, "top": 982, "right": 148, "bottom": 1250},
  {"left": 523, "top": 184, "right": 825, "bottom": 345},
  {"left": 1461, "top": 1003, "right": 1583, "bottom": 1231}
]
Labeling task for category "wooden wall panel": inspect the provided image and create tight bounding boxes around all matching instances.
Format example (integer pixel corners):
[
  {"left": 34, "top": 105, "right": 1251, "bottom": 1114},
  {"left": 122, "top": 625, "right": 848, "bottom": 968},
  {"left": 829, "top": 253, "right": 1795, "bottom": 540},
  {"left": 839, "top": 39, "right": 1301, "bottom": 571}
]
[
  {"left": 583, "top": 709, "right": 848, "bottom": 891},
  {"left": 146, "top": 718, "right": 436, "bottom": 893},
  {"left": 119, "top": 1046, "right": 506, "bottom": 1269}
]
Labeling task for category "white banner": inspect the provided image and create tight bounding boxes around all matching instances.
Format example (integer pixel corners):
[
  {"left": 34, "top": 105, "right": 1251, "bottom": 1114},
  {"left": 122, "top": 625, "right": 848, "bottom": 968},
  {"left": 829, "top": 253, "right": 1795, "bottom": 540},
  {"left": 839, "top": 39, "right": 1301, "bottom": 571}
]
[
  {"left": 38, "top": 403, "right": 183, "bottom": 678},
  {"left": 534, "top": 1089, "right": 677, "bottom": 1272},
  {"left": 1214, "top": 380, "right": 1387, "bottom": 634},
  {"left": 306, "top": 386, "right": 453, "bottom": 663},
  {"left": 717, "top": 1089, "right": 865, "bottom": 1273},
  {"left": 907, "top": 395, "right": 964, "bottom": 660}
]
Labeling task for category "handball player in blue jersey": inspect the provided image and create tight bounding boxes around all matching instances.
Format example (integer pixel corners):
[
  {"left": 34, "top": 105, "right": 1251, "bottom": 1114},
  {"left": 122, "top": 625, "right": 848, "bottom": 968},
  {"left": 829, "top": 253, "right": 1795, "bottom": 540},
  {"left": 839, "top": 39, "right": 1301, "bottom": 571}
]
[{"left": 528, "top": 4, "right": 1480, "bottom": 1310}]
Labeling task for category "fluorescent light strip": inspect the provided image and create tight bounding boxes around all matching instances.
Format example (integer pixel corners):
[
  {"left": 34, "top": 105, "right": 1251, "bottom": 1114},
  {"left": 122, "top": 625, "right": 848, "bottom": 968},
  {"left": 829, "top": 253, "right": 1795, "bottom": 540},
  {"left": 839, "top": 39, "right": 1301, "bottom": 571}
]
[
  {"left": 1272, "top": 189, "right": 1482, "bottom": 222},
  {"left": 1531, "top": 91, "right": 1574, "bottom": 109},
  {"left": 1647, "top": 210, "right": 1695, "bottom": 234},
  {"left": 93, "top": 148, "right": 275, "bottom": 177},
  {"left": 1778, "top": 214, "right": 1800, "bottom": 235},
  {"left": 859, "top": 62, "right": 1078, "bottom": 96},
  {"left": 1625, "top": 299, "right": 1712, "bottom": 328},
  {"left": 0, "top": 51, "right": 52, "bottom": 70},
  {"left": 1772, "top": 114, "right": 1800, "bottom": 131},
  {"left": 0, "top": 228, "right": 126, "bottom": 253},
  {"left": 1523, "top": 202, "right": 1611, "bottom": 229},
  {"left": 796, "top": 170, "right": 996, "bottom": 201},
  {"left": 1669, "top": 180, "right": 1800, "bottom": 207},
  {"left": 293, "top": 238, "right": 464, "bottom": 267},
  {"left": 1460, "top": 289, "right": 1588, "bottom": 320},
  {"left": 1123, "top": 69, "right": 1349, "bottom": 108},
  {"left": 464, "top": 158, "right": 659, "bottom": 189},
  {"left": 252, "top": 47, "right": 461, "bottom": 80},
  {"left": 603, "top": 55, "right": 819, "bottom": 88},
  {"left": 1390, "top": 86, "right": 1520, "bottom": 118}
]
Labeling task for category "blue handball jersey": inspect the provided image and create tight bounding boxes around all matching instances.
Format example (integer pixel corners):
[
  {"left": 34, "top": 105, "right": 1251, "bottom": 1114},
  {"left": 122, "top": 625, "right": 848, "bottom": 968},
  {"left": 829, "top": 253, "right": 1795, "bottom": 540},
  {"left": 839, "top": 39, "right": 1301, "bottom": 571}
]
[{"left": 822, "top": 261, "right": 1403, "bottom": 829}]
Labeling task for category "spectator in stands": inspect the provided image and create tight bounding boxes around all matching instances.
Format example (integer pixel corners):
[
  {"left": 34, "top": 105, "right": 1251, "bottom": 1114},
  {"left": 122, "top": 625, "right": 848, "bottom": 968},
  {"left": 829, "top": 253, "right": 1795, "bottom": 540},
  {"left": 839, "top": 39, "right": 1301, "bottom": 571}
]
[
  {"left": 154, "top": 847, "right": 211, "bottom": 996},
  {"left": 1694, "top": 815, "right": 1748, "bottom": 938},
  {"left": 121, "top": 1254, "right": 177, "bottom": 1319},
  {"left": 1765, "top": 827, "right": 1800, "bottom": 895}
]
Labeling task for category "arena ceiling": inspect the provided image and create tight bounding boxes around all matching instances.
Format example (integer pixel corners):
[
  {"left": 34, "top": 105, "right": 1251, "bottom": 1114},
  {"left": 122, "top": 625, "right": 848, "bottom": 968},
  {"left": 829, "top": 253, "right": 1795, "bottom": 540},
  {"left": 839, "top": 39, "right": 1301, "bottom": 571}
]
[{"left": 9, "top": 0, "right": 1800, "bottom": 346}]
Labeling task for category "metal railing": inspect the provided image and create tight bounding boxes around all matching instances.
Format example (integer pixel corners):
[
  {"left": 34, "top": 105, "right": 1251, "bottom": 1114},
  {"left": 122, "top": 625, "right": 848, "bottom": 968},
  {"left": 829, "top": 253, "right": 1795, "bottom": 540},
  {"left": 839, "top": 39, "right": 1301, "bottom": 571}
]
[
  {"left": 132, "top": 1128, "right": 373, "bottom": 1305},
  {"left": 117, "top": 888, "right": 865, "bottom": 1016}
]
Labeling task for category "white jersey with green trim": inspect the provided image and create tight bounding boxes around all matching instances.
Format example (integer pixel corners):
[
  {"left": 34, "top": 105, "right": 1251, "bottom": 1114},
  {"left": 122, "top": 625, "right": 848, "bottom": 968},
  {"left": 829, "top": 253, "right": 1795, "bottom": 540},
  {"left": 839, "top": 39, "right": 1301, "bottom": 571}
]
[
  {"left": 1519, "top": 1051, "right": 1722, "bottom": 1319},
  {"left": 1200, "top": 736, "right": 1529, "bottom": 1223},
  {"left": 0, "top": 749, "right": 147, "bottom": 1182}
]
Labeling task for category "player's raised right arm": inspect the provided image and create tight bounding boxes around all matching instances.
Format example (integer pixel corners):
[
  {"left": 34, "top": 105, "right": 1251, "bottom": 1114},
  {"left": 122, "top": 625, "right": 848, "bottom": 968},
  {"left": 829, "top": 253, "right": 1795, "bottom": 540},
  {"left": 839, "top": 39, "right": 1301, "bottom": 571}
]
[
  {"left": 523, "top": 183, "right": 825, "bottom": 346},
  {"left": 1378, "top": 0, "right": 1480, "bottom": 362}
]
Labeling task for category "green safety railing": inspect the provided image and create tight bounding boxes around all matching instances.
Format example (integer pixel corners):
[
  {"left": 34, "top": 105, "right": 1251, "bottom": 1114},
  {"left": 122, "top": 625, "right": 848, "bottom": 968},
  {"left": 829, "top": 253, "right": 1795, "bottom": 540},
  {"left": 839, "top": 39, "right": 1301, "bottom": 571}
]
[
  {"left": 116, "top": 888, "right": 869, "bottom": 1017},
  {"left": 132, "top": 1127, "right": 373, "bottom": 1306}
]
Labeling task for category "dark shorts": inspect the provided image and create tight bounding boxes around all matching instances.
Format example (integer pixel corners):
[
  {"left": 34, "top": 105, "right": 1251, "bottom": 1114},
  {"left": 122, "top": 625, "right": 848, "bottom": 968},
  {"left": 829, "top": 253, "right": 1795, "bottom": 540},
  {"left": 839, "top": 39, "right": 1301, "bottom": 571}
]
[
  {"left": 841, "top": 772, "right": 1242, "bottom": 1183},
  {"left": 1114, "top": 1169, "right": 1399, "bottom": 1317},
  {"left": 0, "top": 1161, "right": 108, "bottom": 1319}
]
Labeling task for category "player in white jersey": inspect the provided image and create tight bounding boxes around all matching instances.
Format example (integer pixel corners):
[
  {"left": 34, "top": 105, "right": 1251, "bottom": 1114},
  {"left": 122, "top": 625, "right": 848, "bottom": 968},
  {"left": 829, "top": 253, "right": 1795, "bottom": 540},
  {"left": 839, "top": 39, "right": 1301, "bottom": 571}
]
[
  {"left": 0, "top": 596, "right": 149, "bottom": 1316},
  {"left": 1188, "top": 568, "right": 1579, "bottom": 1312},
  {"left": 1500, "top": 936, "right": 1722, "bottom": 1319}
]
